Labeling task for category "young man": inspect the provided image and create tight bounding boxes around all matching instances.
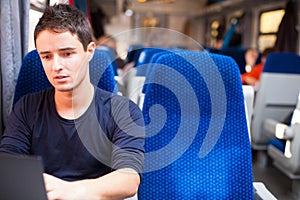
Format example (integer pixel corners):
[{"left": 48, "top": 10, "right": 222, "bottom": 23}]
[{"left": 0, "top": 4, "right": 145, "bottom": 200}]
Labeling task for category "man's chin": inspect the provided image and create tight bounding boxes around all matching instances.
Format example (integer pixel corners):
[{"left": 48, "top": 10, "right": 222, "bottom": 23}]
[{"left": 55, "top": 86, "right": 74, "bottom": 93}]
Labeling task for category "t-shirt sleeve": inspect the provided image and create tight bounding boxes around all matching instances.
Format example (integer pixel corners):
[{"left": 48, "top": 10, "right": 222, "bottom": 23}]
[
  {"left": 0, "top": 97, "right": 32, "bottom": 154},
  {"left": 109, "top": 97, "right": 145, "bottom": 175}
]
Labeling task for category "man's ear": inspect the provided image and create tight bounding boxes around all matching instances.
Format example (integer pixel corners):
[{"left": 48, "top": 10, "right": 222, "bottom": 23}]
[{"left": 87, "top": 42, "right": 96, "bottom": 61}]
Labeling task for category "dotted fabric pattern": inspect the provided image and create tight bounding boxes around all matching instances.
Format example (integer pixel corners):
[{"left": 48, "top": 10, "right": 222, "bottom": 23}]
[
  {"left": 136, "top": 48, "right": 167, "bottom": 76},
  {"left": 13, "top": 50, "right": 52, "bottom": 105},
  {"left": 91, "top": 49, "right": 117, "bottom": 93},
  {"left": 142, "top": 51, "right": 176, "bottom": 94},
  {"left": 95, "top": 46, "right": 118, "bottom": 76},
  {"left": 138, "top": 50, "right": 254, "bottom": 199},
  {"left": 13, "top": 49, "right": 117, "bottom": 106}
]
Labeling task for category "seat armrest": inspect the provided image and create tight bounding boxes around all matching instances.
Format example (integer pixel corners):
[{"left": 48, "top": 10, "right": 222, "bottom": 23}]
[
  {"left": 264, "top": 119, "right": 294, "bottom": 139},
  {"left": 253, "top": 182, "right": 277, "bottom": 200}
]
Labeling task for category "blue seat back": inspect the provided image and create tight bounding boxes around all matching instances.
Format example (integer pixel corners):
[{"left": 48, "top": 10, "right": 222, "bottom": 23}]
[
  {"left": 208, "top": 48, "right": 248, "bottom": 74},
  {"left": 13, "top": 50, "right": 52, "bottom": 105},
  {"left": 125, "top": 44, "right": 144, "bottom": 64},
  {"left": 135, "top": 48, "right": 167, "bottom": 76},
  {"left": 142, "top": 49, "right": 184, "bottom": 93},
  {"left": 96, "top": 45, "right": 118, "bottom": 76},
  {"left": 263, "top": 52, "right": 300, "bottom": 74},
  {"left": 13, "top": 49, "right": 117, "bottom": 105},
  {"left": 265, "top": 52, "right": 300, "bottom": 150},
  {"left": 90, "top": 49, "right": 117, "bottom": 93},
  {"left": 251, "top": 52, "right": 300, "bottom": 148},
  {"left": 138, "top": 50, "right": 253, "bottom": 199}
]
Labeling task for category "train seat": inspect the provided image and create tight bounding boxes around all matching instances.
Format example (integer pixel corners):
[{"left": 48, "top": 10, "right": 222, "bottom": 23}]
[
  {"left": 251, "top": 52, "right": 300, "bottom": 150},
  {"left": 266, "top": 91, "right": 300, "bottom": 198},
  {"left": 13, "top": 49, "right": 117, "bottom": 106},
  {"left": 125, "top": 48, "right": 171, "bottom": 105},
  {"left": 206, "top": 47, "right": 261, "bottom": 75},
  {"left": 141, "top": 51, "right": 176, "bottom": 94},
  {"left": 135, "top": 47, "right": 167, "bottom": 76},
  {"left": 90, "top": 49, "right": 118, "bottom": 93},
  {"left": 138, "top": 50, "right": 254, "bottom": 199},
  {"left": 96, "top": 45, "right": 118, "bottom": 76},
  {"left": 206, "top": 47, "right": 247, "bottom": 74},
  {"left": 125, "top": 44, "right": 144, "bottom": 66}
]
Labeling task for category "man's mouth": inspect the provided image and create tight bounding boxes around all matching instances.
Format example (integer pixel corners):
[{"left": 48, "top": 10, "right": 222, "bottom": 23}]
[{"left": 54, "top": 75, "right": 69, "bottom": 82}]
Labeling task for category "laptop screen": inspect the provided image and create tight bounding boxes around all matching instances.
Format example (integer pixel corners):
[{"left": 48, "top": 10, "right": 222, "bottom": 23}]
[{"left": 0, "top": 153, "right": 48, "bottom": 200}]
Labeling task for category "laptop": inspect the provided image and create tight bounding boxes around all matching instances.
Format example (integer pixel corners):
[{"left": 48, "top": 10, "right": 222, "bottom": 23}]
[{"left": 0, "top": 153, "right": 48, "bottom": 200}]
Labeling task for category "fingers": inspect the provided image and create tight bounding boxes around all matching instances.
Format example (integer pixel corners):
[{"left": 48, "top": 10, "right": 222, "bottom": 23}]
[{"left": 43, "top": 173, "right": 70, "bottom": 200}]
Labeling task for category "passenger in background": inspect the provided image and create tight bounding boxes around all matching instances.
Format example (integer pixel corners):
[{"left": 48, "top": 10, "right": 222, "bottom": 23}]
[
  {"left": 241, "top": 47, "right": 276, "bottom": 86},
  {"left": 96, "top": 34, "right": 117, "bottom": 51},
  {"left": 244, "top": 48, "right": 259, "bottom": 73},
  {"left": 96, "top": 34, "right": 125, "bottom": 73},
  {"left": 0, "top": 4, "right": 144, "bottom": 200}
]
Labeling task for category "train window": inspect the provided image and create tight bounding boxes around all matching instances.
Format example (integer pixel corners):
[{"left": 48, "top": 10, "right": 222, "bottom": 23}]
[
  {"left": 209, "top": 18, "right": 225, "bottom": 49},
  {"left": 28, "top": 9, "right": 43, "bottom": 51},
  {"left": 258, "top": 9, "right": 284, "bottom": 51},
  {"left": 30, "top": 0, "right": 47, "bottom": 12},
  {"left": 28, "top": 0, "right": 47, "bottom": 51},
  {"left": 28, "top": 0, "right": 62, "bottom": 51}
]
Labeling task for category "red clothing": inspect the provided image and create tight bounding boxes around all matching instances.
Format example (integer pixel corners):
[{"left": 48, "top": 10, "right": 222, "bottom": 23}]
[{"left": 241, "top": 63, "right": 263, "bottom": 84}]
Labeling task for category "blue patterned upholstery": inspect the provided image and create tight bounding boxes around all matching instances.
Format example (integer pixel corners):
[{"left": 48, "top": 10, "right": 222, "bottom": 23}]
[
  {"left": 135, "top": 48, "right": 167, "bottom": 76},
  {"left": 125, "top": 44, "right": 144, "bottom": 64},
  {"left": 96, "top": 45, "right": 118, "bottom": 76},
  {"left": 141, "top": 51, "right": 174, "bottom": 94},
  {"left": 138, "top": 50, "right": 253, "bottom": 199},
  {"left": 13, "top": 50, "right": 52, "bottom": 105},
  {"left": 13, "top": 49, "right": 117, "bottom": 105},
  {"left": 144, "top": 51, "right": 168, "bottom": 78},
  {"left": 90, "top": 49, "right": 117, "bottom": 93}
]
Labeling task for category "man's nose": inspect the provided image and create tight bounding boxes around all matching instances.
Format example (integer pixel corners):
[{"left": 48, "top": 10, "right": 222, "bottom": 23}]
[{"left": 52, "top": 55, "right": 63, "bottom": 71}]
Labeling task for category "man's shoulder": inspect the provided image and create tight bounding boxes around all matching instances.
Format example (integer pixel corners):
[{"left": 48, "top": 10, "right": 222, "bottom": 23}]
[
  {"left": 94, "top": 87, "right": 141, "bottom": 112},
  {"left": 95, "top": 87, "right": 130, "bottom": 103},
  {"left": 14, "top": 88, "right": 53, "bottom": 108}
]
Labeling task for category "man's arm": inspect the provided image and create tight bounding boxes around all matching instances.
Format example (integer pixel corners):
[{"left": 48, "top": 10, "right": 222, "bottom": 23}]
[
  {"left": 0, "top": 99, "right": 32, "bottom": 154},
  {"left": 44, "top": 168, "right": 140, "bottom": 200}
]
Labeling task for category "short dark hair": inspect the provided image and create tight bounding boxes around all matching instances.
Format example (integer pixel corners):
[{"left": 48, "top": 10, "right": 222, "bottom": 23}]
[{"left": 34, "top": 4, "right": 93, "bottom": 51}]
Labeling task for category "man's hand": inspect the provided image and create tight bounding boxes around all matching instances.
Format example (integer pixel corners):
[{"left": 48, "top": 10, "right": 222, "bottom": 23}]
[
  {"left": 43, "top": 173, "right": 91, "bottom": 200},
  {"left": 43, "top": 168, "right": 139, "bottom": 200}
]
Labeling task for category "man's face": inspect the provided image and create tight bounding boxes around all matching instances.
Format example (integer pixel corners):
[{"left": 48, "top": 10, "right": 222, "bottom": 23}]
[{"left": 36, "top": 30, "right": 94, "bottom": 92}]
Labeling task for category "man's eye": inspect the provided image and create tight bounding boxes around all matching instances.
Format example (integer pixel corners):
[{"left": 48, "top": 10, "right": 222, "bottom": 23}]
[
  {"left": 42, "top": 55, "right": 51, "bottom": 60},
  {"left": 65, "top": 52, "right": 72, "bottom": 56}
]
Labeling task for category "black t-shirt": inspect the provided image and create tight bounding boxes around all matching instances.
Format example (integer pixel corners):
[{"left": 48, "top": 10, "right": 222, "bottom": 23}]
[{"left": 0, "top": 87, "right": 145, "bottom": 181}]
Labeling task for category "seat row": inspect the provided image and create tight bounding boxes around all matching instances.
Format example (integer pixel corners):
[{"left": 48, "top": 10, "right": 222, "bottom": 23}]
[
  {"left": 13, "top": 48, "right": 118, "bottom": 106},
  {"left": 123, "top": 46, "right": 300, "bottom": 199},
  {"left": 117, "top": 46, "right": 276, "bottom": 199},
  {"left": 242, "top": 52, "right": 300, "bottom": 198},
  {"left": 15, "top": 46, "right": 277, "bottom": 199}
]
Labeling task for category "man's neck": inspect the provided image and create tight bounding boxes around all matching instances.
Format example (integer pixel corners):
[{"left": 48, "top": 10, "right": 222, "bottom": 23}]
[{"left": 54, "top": 84, "right": 94, "bottom": 120}]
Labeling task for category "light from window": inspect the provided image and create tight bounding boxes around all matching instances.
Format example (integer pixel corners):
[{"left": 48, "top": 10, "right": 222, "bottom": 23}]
[
  {"left": 260, "top": 9, "right": 285, "bottom": 34},
  {"left": 258, "top": 9, "right": 284, "bottom": 51}
]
